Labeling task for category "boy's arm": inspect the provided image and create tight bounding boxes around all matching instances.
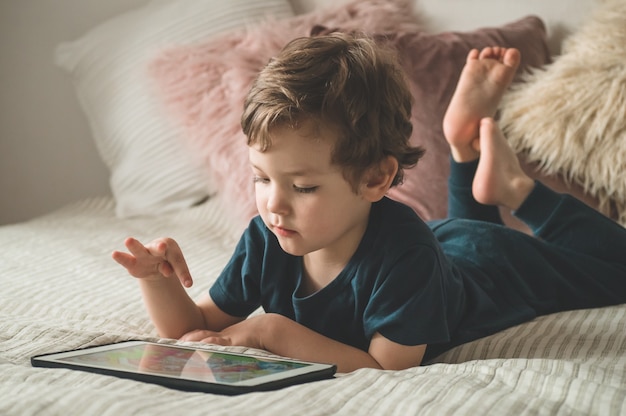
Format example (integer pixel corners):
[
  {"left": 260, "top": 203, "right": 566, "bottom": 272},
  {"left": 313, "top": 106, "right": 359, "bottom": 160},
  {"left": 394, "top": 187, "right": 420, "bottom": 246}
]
[
  {"left": 368, "top": 332, "right": 426, "bottom": 370},
  {"left": 181, "top": 313, "right": 425, "bottom": 372},
  {"left": 113, "top": 237, "right": 244, "bottom": 338},
  {"left": 138, "top": 281, "right": 244, "bottom": 339}
]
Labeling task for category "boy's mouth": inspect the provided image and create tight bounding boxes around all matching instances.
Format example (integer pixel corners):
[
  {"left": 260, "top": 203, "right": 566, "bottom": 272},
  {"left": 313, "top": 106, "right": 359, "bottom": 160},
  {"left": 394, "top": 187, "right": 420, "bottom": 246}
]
[{"left": 272, "top": 224, "right": 296, "bottom": 237}]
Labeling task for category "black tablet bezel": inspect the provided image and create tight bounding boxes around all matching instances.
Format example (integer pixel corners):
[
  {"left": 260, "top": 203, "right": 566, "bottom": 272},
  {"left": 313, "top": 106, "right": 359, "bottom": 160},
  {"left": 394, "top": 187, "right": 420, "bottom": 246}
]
[{"left": 31, "top": 341, "right": 336, "bottom": 395}]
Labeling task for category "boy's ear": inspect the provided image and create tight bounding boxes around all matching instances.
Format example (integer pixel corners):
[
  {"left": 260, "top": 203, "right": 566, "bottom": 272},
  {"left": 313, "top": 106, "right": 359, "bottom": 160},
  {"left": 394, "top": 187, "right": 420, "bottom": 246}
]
[{"left": 360, "top": 156, "right": 399, "bottom": 202}]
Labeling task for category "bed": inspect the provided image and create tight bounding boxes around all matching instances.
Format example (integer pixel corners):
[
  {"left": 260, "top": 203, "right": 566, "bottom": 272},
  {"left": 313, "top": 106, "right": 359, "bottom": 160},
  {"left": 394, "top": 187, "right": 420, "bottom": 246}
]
[{"left": 2, "top": 0, "right": 625, "bottom": 414}]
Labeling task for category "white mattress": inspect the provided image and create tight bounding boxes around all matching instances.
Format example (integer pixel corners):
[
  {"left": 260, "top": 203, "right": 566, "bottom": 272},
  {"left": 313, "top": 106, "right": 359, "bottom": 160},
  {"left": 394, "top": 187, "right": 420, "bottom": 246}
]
[{"left": 1, "top": 197, "right": 625, "bottom": 415}]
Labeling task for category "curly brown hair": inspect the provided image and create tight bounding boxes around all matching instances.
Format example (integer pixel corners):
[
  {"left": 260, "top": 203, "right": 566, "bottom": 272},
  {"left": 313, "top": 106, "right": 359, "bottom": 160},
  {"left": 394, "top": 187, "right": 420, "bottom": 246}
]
[{"left": 241, "top": 32, "right": 424, "bottom": 191}]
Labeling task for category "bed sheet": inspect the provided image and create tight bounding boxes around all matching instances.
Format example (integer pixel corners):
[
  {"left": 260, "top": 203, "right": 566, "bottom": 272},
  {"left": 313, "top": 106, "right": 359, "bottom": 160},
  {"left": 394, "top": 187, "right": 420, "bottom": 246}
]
[{"left": 1, "top": 197, "right": 624, "bottom": 415}]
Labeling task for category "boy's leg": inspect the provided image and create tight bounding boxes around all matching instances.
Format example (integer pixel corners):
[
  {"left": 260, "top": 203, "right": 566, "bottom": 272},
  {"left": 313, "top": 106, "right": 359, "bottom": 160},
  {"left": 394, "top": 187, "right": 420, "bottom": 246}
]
[
  {"left": 476, "top": 117, "right": 626, "bottom": 258},
  {"left": 447, "top": 158, "right": 503, "bottom": 223},
  {"left": 515, "top": 181, "right": 626, "bottom": 259},
  {"left": 443, "top": 46, "right": 520, "bottom": 222},
  {"left": 472, "top": 118, "right": 535, "bottom": 212}
]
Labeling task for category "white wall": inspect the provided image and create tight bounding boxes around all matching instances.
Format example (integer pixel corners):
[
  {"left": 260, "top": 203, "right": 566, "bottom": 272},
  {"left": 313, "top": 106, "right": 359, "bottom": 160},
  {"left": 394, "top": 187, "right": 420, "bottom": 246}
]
[
  {"left": 0, "top": 0, "right": 595, "bottom": 225},
  {"left": 0, "top": 0, "right": 149, "bottom": 225},
  {"left": 293, "top": 0, "right": 593, "bottom": 54}
]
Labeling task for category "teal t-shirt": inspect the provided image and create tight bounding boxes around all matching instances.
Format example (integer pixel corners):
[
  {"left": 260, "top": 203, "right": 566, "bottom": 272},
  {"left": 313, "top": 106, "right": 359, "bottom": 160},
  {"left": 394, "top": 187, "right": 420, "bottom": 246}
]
[
  {"left": 210, "top": 197, "right": 466, "bottom": 361},
  {"left": 210, "top": 193, "right": 626, "bottom": 362}
]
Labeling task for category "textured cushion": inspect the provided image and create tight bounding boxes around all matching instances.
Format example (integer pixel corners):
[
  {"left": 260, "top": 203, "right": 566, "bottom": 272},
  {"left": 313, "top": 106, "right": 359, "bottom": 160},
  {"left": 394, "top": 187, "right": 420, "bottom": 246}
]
[
  {"left": 151, "top": 2, "right": 550, "bottom": 225},
  {"left": 55, "top": 0, "right": 294, "bottom": 218},
  {"left": 386, "top": 15, "right": 551, "bottom": 220},
  {"left": 499, "top": 0, "right": 626, "bottom": 226},
  {"left": 150, "top": 0, "right": 422, "bottom": 226}
]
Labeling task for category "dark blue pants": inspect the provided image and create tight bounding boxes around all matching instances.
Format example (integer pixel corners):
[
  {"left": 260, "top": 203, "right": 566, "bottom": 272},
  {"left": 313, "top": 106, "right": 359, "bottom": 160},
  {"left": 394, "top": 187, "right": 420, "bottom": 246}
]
[
  {"left": 447, "top": 158, "right": 626, "bottom": 267},
  {"left": 431, "top": 158, "right": 626, "bottom": 348}
]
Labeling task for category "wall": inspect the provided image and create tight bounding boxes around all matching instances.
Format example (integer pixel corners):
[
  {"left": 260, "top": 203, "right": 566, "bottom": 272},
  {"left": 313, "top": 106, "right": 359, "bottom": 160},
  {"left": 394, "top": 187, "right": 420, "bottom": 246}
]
[
  {"left": 0, "top": 0, "right": 148, "bottom": 225},
  {"left": 0, "top": 0, "right": 594, "bottom": 225}
]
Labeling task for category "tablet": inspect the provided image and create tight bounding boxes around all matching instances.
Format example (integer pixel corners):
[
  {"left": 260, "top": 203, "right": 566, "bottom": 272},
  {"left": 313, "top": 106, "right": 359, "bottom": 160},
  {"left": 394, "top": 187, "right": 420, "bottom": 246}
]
[{"left": 31, "top": 340, "right": 336, "bottom": 395}]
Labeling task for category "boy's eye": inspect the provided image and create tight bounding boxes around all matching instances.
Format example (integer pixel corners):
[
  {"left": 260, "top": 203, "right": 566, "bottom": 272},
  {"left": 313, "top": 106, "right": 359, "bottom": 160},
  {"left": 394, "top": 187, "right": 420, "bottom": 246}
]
[{"left": 293, "top": 185, "right": 318, "bottom": 194}]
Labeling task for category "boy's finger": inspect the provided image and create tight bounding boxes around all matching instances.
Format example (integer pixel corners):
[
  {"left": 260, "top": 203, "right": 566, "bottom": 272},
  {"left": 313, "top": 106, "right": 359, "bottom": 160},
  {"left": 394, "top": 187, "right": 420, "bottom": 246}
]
[
  {"left": 124, "top": 237, "right": 152, "bottom": 259},
  {"left": 158, "top": 261, "right": 174, "bottom": 277},
  {"left": 111, "top": 251, "right": 135, "bottom": 269},
  {"left": 121, "top": 237, "right": 193, "bottom": 287},
  {"left": 180, "top": 329, "right": 215, "bottom": 342},
  {"left": 175, "top": 265, "right": 193, "bottom": 288},
  {"left": 158, "top": 239, "right": 194, "bottom": 288}
]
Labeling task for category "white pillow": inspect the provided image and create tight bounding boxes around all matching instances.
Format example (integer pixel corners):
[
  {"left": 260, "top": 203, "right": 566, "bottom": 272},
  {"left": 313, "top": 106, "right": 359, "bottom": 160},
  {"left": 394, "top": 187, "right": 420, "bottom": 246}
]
[{"left": 55, "top": 0, "right": 294, "bottom": 218}]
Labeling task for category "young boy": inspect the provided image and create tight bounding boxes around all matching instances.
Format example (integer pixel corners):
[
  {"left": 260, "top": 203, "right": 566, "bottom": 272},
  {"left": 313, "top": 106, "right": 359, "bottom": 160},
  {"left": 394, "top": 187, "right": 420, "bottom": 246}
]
[{"left": 113, "top": 34, "right": 626, "bottom": 373}]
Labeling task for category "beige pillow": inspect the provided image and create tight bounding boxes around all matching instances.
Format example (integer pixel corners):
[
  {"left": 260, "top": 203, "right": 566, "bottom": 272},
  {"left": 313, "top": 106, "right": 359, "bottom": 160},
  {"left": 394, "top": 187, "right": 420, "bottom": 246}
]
[
  {"left": 499, "top": 0, "right": 626, "bottom": 226},
  {"left": 55, "top": 0, "right": 294, "bottom": 218},
  {"left": 150, "top": 6, "right": 550, "bottom": 226}
]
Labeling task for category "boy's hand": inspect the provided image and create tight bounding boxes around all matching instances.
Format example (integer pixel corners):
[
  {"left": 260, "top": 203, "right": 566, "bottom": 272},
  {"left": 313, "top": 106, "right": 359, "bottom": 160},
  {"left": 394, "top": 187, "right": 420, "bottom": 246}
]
[
  {"left": 112, "top": 237, "right": 193, "bottom": 288},
  {"left": 180, "top": 314, "right": 267, "bottom": 350}
]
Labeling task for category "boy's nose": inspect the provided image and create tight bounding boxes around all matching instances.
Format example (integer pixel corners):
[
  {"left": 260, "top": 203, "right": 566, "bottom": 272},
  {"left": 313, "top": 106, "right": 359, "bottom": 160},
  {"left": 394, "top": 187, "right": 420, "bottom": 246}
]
[{"left": 267, "top": 186, "right": 289, "bottom": 215}]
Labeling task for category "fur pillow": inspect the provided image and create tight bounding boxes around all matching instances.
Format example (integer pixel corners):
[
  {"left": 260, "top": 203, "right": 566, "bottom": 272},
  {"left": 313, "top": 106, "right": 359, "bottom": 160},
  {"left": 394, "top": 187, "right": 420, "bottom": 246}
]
[
  {"left": 151, "top": 2, "right": 550, "bottom": 226},
  {"left": 499, "top": 0, "right": 626, "bottom": 226},
  {"left": 149, "top": 0, "right": 422, "bottom": 227}
]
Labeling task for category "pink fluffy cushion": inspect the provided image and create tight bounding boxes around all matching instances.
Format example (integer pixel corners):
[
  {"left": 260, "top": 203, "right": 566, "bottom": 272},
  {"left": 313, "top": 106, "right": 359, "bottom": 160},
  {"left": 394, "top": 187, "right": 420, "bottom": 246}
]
[
  {"left": 151, "top": 2, "right": 550, "bottom": 225},
  {"left": 150, "top": 0, "right": 422, "bottom": 226}
]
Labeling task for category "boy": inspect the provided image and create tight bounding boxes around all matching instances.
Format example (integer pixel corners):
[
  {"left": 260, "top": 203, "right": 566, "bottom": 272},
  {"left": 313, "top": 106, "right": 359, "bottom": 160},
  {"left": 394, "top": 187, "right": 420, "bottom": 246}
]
[{"left": 113, "top": 34, "right": 626, "bottom": 373}]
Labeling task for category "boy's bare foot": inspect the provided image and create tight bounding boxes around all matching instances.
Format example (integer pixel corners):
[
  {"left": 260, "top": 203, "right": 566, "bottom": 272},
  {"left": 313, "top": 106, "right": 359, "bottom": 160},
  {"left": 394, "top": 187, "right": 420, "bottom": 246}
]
[
  {"left": 472, "top": 118, "right": 534, "bottom": 211},
  {"left": 443, "top": 47, "right": 521, "bottom": 162}
]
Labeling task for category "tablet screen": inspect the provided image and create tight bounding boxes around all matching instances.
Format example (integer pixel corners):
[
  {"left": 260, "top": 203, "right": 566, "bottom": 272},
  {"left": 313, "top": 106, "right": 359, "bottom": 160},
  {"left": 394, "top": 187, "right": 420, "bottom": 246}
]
[{"left": 56, "top": 343, "right": 309, "bottom": 384}]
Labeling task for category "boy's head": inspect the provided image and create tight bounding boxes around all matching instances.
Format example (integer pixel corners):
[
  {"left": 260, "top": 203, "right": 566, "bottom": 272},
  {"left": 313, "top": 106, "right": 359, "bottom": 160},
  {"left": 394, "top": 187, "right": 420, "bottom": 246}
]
[{"left": 241, "top": 32, "right": 424, "bottom": 192}]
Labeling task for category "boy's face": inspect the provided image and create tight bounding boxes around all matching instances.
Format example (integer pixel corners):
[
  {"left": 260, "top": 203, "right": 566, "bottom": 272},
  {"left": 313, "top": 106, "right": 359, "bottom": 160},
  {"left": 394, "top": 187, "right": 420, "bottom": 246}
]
[{"left": 249, "top": 120, "right": 372, "bottom": 261}]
